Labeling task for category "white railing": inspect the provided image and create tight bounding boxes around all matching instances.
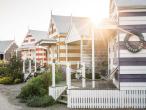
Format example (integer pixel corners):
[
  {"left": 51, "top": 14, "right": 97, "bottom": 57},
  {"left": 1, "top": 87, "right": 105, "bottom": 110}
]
[
  {"left": 67, "top": 89, "right": 146, "bottom": 108},
  {"left": 49, "top": 86, "right": 67, "bottom": 100}
]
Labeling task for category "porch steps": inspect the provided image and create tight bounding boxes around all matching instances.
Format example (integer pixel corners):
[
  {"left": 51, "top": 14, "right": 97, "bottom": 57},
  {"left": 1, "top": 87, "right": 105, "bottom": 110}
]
[{"left": 57, "top": 89, "right": 67, "bottom": 104}]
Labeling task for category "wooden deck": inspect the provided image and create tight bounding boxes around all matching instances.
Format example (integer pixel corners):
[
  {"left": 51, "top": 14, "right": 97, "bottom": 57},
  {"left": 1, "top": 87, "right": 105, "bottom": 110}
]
[{"left": 56, "top": 79, "right": 117, "bottom": 90}]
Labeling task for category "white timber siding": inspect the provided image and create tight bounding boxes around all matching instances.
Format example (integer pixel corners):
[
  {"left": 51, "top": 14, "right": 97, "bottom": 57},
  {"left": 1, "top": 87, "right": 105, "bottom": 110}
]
[
  {"left": 119, "top": 16, "right": 146, "bottom": 25},
  {"left": 67, "top": 89, "right": 146, "bottom": 108}
]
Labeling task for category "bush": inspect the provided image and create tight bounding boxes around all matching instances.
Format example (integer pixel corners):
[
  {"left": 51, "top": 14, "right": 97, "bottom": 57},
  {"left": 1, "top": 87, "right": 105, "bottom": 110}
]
[
  {"left": 86, "top": 73, "right": 101, "bottom": 79},
  {"left": 18, "top": 73, "right": 55, "bottom": 107},
  {"left": 14, "top": 78, "right": 21, "bottom": 84},
  {"left": 0, "top": 67, "right": 8, "bottom": 75},
  {"left": 0, "top": 77, "right": 13, "bottom": 84},
  {"left": 18, "top": 73, "right": 51, "bottom": 98},
  {"left": 26, "top": 95, "right": 55, "bottom": 107},
  {"left": 18, "top": 76, "right": 47, "bottom": 99}
]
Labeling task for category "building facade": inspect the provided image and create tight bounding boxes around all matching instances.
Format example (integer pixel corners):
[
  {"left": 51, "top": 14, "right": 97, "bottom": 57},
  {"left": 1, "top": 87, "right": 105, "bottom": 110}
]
[
  {"left": 20, "top": 30, "right": 48, "bottom": 66},
  {"left": 0, "top": 40, "right": 18, "bottom": 61},
  {"left": 109, "top": 0, "right": 146, "bottom": 89}
]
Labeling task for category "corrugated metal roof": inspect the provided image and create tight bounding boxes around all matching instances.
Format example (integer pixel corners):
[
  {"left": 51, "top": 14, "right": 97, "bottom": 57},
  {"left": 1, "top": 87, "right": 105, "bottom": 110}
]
[
  {"left": 27, "top": 30, "right": 49, "bottom": 41},
  {"left": 52, "top": 15, "right": 90, "bottom": 34},
  {"left": 116, "top": 0, "right": 146, "bottom": 8},
  {"left": 0, "top": 40, "right": 14, "bottom": 54}
]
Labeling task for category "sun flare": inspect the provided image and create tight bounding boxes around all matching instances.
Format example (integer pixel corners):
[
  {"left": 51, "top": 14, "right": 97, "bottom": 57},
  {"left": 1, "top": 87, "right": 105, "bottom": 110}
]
[{"left": 88, "top": 0, "right": 109, "bottom": 27}]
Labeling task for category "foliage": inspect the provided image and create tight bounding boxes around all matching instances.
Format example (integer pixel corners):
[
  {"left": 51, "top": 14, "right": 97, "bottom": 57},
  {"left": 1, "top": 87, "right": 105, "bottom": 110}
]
[
  {"left": 0, "top": 77, "right": 13, "bottom": 84},
  {"left": 7, "top": 55, "right": 23, "bottom": 81},
  {"left": 18, "top": 72, "right": 55, "bottom": 107},
  {"left": 18, "top": 75, "right": 48, "bottom": 99},
  {"left": 14, "top": 78, "right": 21, "bottom": 84},
  {"left": 86, "top": 73, "right": 101, "bottom": 79},
  {"left": 0, "top": 67, "right": 8, "bottom": 75},
  {"left": 26, "top": 95, "right": 55, "bottom": 107},
  {"left": 98, "top": 58, "right": 108, "bottom": 76}
]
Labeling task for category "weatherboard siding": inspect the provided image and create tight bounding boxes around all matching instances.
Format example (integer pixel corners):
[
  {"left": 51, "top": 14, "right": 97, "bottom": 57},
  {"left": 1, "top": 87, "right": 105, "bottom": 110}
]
[{"left": 117, "top": 9, "right": 146, "bottom": 89}]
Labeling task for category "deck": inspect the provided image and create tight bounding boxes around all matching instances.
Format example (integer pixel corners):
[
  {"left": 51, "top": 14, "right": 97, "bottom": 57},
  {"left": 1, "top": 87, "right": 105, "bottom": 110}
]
[{"left": 56, "top": 79, "right": 117, "bottom": 90}]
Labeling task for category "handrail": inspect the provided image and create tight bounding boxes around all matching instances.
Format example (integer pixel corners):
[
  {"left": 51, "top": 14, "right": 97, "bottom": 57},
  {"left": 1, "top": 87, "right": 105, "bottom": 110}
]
[{"left": 109, "top": 66, "right": 119, "bottom": 79}]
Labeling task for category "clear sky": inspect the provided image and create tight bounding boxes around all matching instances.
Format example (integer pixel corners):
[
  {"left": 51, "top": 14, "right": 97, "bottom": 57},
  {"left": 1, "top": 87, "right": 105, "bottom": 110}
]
[{"left": 0, "top": 0, "right": 109, "bottom": 45}]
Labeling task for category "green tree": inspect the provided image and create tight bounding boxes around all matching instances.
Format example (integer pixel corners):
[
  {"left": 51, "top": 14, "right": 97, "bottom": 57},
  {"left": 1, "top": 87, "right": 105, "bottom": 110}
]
[{"left": 7, "top": 55, "right": 23, "bottom": 81}]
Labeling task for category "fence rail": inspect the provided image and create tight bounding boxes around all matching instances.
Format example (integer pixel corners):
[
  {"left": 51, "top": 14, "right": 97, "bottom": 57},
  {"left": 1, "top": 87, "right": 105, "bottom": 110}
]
[
  {"left": 49, "top": 86, "right": 67, "bottom": 100},
  {"left": 67, "top": 89, "right": 146, "bottom": 108}
]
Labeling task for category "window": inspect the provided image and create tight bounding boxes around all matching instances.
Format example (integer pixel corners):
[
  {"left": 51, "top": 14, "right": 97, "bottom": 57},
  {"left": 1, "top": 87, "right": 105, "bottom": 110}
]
[
  {"left": 24, "top": 40, "right": 28, "bottom": 43},
  {"left": 30, "top": 39, "right": 35, "bottom": 42}
]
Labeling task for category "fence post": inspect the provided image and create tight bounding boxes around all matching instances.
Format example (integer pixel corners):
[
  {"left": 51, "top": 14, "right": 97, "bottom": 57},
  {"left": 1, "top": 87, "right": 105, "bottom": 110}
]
[
  {"left": 82, "top": 62, "right": 86, "bottom": 88},
  {"left": 66, "top": 63, "right": 71, "bottom": 89},
  {"left": 52, "top": 63, "right": 55, "bottom": 87},
  {"left": 29, "top": 59, "right": 31, "bottom": 73},
  {"left": 23, "top": 60, "right": 25, "bottom": 73}
]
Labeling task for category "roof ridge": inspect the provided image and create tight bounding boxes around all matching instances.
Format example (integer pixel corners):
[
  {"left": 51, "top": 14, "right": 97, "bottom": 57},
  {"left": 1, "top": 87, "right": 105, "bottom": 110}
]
[
  {"left": 52, "top": 14, "right": 89, "bottom": 19},
  {"left": 28, "top": 29, "right": 48, "bottom": 33}
]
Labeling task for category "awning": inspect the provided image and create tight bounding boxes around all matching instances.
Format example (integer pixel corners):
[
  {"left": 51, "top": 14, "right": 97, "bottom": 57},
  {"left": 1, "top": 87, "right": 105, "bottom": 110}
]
[{"left": 35, "top": 39, "right": 57, "bottom": 46}]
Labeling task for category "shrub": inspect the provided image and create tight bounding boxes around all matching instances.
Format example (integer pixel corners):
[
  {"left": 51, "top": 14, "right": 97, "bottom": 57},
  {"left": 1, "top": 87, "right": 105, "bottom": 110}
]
[
  {"left": 26, "top": 95, "right": 55, "bottom": 107},
  {"left": 0, "top": 77, "right": 13, "bottom": 84},
  {"left": 18, "top": 76, "right": 47, "bottom": 99},
  {"left": 14, "top": 78, "right": 21, "bottom": 84},
  {"left": 18, "top": 73, "right": 51, "bottom": 98},
  {"left": 18, "top": 73, "right": 55, "bottom": 107},
  {"left": 86, "top": 73, "right": 101, "bottom": 79},
  {"left": 0, "top": 67, "right": 8, "bottom": 75},
  {"left": 7, "top": 56, "right": 23, "bottom": 82}
]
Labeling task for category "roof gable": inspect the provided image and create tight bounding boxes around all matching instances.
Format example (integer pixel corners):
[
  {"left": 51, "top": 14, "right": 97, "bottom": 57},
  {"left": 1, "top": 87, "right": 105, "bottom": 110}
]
[
  {"left": 0, "top": 40, "right": 14, "bottom": 54},
  {"left": 51, "top": 15, "right": 90, "bottom": 34},
  {"left": 27, "top": 30, "right": 49, "bottom": 41}
]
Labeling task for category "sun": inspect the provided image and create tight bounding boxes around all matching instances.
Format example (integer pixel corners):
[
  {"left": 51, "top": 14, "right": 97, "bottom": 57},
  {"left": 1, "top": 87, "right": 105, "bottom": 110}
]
[{"left": 88, "top": 0, "right": 109, "bottom": 27}]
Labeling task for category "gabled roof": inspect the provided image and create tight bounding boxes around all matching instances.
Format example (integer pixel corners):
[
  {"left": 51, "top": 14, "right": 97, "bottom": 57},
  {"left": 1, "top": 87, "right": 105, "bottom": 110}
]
[
  {"left": 51, "top": 15, "right": 90, "bottom": 34},
  {"left": 115, "top": 0, "right": 146, "bottom": 9},
  {"left": 0, "top": 40, "right": 15, "bottom": 54},
  {"left": 27, "top": 30, "right": 49, "bottom": 41}
]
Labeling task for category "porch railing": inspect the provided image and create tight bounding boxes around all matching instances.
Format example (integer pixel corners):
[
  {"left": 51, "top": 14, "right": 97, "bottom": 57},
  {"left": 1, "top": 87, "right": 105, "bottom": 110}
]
[
  {"left": 67, "top": 89, "right": 146, "bottom": 108},
  {"left": 49, "top": 86, "right": 67, "bottom": 100}
]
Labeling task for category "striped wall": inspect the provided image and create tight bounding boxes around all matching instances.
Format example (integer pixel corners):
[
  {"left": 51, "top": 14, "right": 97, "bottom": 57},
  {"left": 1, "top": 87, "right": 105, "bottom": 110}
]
[
  {"left": 21, "top": 47, "right": 47, "bottom": 65},
  {"left": 110, "top": 3, "right": 146, "bottom": 89},
  {"left": 118, "top": 31, "right": 146, "bottom": 89}
]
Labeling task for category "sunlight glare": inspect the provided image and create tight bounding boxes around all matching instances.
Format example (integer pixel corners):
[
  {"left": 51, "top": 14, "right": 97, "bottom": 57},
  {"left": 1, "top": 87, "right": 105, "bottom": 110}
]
[{"left": 88, "top": 0, "right": 109, "bottom": 27}]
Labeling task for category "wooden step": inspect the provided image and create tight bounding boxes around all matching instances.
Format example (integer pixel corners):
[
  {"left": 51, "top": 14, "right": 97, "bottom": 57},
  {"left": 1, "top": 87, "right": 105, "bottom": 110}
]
[
  {"left": 57, "top": 99, "right": 67, "bottom": 104},
  {"left": 61, "top": 95, "right": 67, "bottom": 97}
]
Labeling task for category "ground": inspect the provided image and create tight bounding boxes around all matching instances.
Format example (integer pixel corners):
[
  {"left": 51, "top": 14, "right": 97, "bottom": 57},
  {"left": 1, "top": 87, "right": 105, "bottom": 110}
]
[
  {"left": 0, "top": 83, "right": 145, "bottom": 110},
  {"left": 0, "top": 84, "right": 67, "bottom": 110}
]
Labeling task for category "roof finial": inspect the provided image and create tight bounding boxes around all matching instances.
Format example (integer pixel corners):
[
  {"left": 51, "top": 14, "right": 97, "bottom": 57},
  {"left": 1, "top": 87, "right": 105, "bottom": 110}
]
[
  {"left": 27, "top": 25, "right": 29, "bottom": 30},
  {"left": 13, "top": 33, "right": 15, "bottom": 41},
  {"left": 70, "top": 13, "right": 72, "bottom": 27}
]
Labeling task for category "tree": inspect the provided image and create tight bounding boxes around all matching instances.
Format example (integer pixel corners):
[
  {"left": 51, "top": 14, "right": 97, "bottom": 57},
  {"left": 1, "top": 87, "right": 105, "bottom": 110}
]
[{"left": 7, "top": 55, "right": 23, "bottom": 81}]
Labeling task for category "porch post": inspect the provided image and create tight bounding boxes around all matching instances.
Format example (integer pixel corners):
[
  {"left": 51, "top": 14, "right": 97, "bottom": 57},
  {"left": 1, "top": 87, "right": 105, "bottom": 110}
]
[
  {"left": 80, "top": 36, "right": 83, "bottom": 63},
  {"left": 108, "top": 39, "right": 110, "bottom": 76},
  {"left": 92, "top": 27, "right": 95, "bottom": 88},
  {"left": 29, "top": 59, "right": 31, "bottom": 73},
  {"left": 15, "top": 49, "right": 18, "bottom": 57},
  {"left": 65, "top": 43, "right": 68, "bottom": 64},
  {"left": 66, "top": 63, "right": 71, "bottom": 89},
  {"left": 52, "top": 63, "right": 55, "bottom": 87},
  {"left": 34, "top": 48, "right": 37, "bottom": 72},
  {"left": 82, "top": 62, "right": 86, "bottom": 88},
  {"left": 23, "top": 60, "right": 25, "bottom": 73}
]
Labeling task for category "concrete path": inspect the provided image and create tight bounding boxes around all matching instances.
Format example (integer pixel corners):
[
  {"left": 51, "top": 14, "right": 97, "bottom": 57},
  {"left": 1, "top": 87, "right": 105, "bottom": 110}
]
[{"left": 0, "top": 93, "right": 21, "bottom": 110}]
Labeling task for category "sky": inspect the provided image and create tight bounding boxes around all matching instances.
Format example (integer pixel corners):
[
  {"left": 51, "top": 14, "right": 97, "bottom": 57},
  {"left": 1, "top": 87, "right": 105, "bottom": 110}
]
[{"left": 0, "top": 0, "right": 110, "bottom": 45}]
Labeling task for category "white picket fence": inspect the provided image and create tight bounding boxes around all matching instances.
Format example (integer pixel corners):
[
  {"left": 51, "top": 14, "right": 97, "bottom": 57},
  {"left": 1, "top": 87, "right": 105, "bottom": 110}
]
[
  {"left": 49, "top": 86, "right": 67, "bottom": 100},
  {"left": 67, "top": 89, "right": 146, "bottom": 108}
]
